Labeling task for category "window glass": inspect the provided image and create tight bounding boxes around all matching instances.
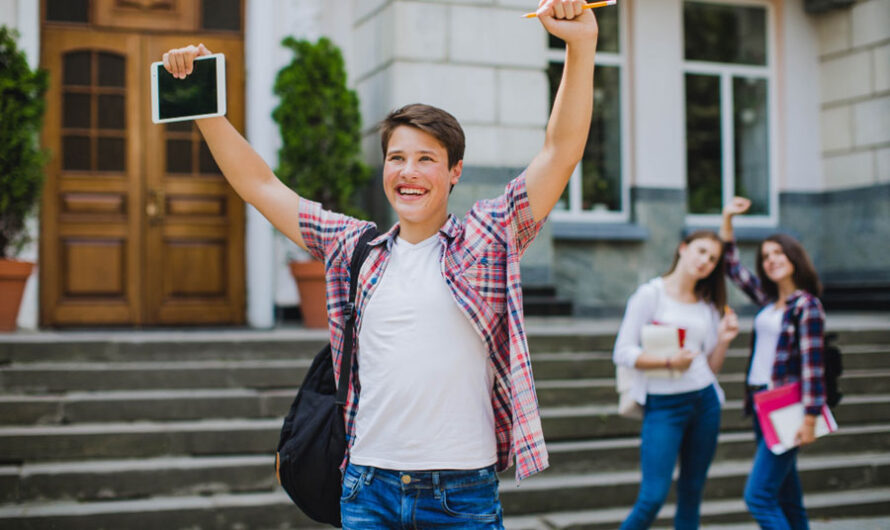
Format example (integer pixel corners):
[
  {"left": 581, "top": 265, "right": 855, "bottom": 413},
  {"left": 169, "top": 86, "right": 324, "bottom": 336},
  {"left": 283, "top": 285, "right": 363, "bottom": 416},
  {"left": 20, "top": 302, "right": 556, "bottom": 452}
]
[
  {"left": 63, "top": 135, "right": 91, "bottom": 171},
  {"left": 46, "top": 0, "right": 89, "bottom": 23},
  {"left": 685, "top": 74, "right": 722, "bottom": 215},
  {"left": 202, "top": 0, "right": 241, "bottom": 31},
  {"left": 684, "top": 2, "right": 767, "bottom": 65},
  {"left": 64, "top": 93, "right": 91, "bottom": 129},
  {"left": 733, "top": 76, "right": 769, "bottom": 215},
  {"left": 64, "top": 52, "right": 91, "bottom": 86},
  {"left": 98, "top": 53, "right": 126, "bottom": 88},
  {"left": 97, "top": 137, "right": 125, "bottom": 172}
]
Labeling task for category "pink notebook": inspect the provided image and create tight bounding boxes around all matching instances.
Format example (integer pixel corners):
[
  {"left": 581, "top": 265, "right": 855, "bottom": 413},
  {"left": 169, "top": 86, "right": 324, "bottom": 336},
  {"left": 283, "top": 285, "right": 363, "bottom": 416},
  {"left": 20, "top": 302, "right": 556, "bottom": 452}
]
[{"left": 752, "top": 382, "right": 838, "bottom": 455}]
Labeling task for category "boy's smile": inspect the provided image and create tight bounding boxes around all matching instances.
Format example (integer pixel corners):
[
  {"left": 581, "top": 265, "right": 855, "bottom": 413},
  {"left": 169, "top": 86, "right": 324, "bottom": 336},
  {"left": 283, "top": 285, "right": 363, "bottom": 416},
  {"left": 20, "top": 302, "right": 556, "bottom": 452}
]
[{"left": 383, "top": 125, "right": 462, "bottom": 243}]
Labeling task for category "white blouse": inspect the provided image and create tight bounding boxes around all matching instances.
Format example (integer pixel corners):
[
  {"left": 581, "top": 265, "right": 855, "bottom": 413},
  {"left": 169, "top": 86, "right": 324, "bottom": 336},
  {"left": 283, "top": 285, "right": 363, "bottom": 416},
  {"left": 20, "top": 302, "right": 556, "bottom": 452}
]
[{"left": 613, "top": 277, "right": 725, "bottom": 406}]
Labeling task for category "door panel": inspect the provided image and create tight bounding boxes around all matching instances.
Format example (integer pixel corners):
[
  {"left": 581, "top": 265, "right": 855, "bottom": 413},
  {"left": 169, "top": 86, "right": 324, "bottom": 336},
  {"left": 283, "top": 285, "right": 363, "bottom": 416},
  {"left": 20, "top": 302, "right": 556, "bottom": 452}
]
[
  {"left": 40, "top": 29, "right": 143, "bottom": 325},
  {"left": 143, "top": 35, "right": 245, "bottom": 325}
]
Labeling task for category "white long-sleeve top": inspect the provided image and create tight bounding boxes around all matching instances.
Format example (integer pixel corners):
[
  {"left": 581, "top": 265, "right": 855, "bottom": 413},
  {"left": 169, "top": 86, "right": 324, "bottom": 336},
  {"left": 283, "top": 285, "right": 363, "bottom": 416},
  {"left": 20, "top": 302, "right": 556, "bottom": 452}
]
[{"left": 613, "top": 277, "right": 725, "bottom": 406}]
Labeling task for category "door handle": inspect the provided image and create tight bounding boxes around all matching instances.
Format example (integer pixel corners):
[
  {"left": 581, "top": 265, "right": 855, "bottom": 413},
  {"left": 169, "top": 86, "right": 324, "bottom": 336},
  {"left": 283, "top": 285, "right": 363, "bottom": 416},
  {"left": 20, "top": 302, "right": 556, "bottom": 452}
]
[{"left": 146, "top": 189, "right": 165, "bottom": 224}]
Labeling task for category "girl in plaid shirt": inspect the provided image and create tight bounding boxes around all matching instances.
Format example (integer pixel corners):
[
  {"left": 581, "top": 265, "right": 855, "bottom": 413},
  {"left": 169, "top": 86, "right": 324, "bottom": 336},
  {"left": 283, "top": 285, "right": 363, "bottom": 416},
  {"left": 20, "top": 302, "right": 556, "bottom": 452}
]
[{"left": 721, "top": 197, "right": 826, "bottom": 530}]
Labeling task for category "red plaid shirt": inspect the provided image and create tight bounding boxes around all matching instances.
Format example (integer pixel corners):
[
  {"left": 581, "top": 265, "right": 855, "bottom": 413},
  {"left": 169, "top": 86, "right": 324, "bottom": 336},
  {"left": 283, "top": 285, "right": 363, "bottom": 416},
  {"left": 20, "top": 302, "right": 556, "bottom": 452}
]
[{"left": 298, "top": 173, "right": 549, "bottom": 480}]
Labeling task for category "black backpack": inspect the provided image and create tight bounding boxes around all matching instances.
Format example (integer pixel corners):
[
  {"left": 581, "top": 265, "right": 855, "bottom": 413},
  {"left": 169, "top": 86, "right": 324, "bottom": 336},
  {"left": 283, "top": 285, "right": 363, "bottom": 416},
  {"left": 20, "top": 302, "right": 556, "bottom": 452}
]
[{"left": 275, "top": 227, "right": 378, "bottom": 527}]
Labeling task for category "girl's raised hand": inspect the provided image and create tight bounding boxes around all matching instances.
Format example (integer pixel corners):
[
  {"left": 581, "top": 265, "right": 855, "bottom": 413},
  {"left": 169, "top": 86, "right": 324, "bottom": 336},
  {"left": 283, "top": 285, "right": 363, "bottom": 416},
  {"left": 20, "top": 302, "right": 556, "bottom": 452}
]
[
  {"left": 718, "top": 307, "right": 739, "bottom": 344},
  {"left": 722, "top": 197, "right": 751, "bottom": 218},
  {"left": 162, "top": 43, "right": 212, "bottom": 79}
]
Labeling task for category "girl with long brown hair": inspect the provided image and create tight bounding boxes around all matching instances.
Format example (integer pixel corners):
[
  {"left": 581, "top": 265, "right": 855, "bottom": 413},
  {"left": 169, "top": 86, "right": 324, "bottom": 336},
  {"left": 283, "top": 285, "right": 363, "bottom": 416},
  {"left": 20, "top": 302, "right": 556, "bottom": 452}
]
[
  {"left": 721, "top": 197, "right": 826, "bottom": 530},
  {"left": 614, "top": 231, "right": 739, "bottom": 529}
]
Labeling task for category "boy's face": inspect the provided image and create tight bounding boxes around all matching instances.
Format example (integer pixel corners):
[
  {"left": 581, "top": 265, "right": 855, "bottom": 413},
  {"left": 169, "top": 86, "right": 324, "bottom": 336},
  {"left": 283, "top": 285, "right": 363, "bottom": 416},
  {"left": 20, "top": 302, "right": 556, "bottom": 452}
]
[{"left": 383, "top": 125, "right": 462, "bottom": 228}]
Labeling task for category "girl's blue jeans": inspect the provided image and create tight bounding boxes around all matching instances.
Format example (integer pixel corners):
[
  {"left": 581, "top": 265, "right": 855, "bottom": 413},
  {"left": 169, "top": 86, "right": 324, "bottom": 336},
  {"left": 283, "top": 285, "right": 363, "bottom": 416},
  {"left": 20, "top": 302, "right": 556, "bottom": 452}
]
[
  {"left": 743, "top": 415, "right": 809, "bottom": 529},
  {"left": 340, "top": 462, "right": 503, "bottom": 529},
  {"left": 621, "top": 384, "right": 721, "bottom": 530}
]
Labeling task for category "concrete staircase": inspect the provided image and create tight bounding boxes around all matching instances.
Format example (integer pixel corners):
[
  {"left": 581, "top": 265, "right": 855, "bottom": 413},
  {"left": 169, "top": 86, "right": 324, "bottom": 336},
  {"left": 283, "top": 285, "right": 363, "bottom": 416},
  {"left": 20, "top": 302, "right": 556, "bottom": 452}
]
[{"left": 0, "top": 322, "right": 888, "bottom": 529}]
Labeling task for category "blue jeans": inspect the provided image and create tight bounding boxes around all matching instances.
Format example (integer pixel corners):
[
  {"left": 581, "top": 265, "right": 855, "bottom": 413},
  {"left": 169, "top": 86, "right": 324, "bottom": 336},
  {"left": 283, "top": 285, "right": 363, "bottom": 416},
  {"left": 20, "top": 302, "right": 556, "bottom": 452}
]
[
  {"left": 340, "top": 462, "right": 503, "bottom": 529},
  {"left": 744, "top": 416, "right": 809, "bottom": 529},
  {"left": 621, "top": 385, "right": 721, "bottom": 530}
]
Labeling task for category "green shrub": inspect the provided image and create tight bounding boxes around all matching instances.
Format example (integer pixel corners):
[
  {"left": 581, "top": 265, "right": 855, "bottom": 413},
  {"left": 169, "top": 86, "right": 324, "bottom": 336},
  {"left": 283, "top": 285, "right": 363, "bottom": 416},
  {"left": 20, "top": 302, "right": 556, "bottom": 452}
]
[
  {"left": 0, "top": 26, "right": 48, "bottom": 258},
  {"left": 273, "top": 36, "right": 370, "bottom": 219}
]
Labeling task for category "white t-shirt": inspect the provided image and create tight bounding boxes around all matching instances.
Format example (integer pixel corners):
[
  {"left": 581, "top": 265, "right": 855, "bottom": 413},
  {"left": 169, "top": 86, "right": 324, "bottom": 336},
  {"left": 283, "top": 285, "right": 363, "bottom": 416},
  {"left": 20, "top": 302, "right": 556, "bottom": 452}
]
[
  {"left": 748, "top": 303, "right": 783, "bottom": 386},
  {"left": 350, "top": 234, "right": 497, "bottom": 470},
  {"left": 613, "top": 277, "right": 724, "bottom": 404}
]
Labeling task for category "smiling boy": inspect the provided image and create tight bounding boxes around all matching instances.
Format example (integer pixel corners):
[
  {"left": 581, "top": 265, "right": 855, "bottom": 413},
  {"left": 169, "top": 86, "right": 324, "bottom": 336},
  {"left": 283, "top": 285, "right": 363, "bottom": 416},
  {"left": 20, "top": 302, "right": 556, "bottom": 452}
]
[{"left": 163, "top": 1, "right": 599, "bottom": 527}]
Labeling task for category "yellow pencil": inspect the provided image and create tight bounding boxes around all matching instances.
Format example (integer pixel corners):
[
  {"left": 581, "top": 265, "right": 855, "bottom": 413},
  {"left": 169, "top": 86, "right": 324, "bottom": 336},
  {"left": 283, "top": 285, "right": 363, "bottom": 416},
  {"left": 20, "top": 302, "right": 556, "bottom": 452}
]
[{"left": 523, "top": 0, "right": 617, "bottom": 18}]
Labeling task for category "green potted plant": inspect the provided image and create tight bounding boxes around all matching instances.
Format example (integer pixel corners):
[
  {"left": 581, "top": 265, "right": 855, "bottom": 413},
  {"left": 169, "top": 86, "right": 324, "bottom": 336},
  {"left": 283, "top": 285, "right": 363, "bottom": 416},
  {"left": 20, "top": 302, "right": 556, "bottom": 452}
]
[
  {"left": 272, "top": 36, "right": 371, "bottom": 328},
  {"left": 0, "top": 26, "right": 48, "bottom": 331}
]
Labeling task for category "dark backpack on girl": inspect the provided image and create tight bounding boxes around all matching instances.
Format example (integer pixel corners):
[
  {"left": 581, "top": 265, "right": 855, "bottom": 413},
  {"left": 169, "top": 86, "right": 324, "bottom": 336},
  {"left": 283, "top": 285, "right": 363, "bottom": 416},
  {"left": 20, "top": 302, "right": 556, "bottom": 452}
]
[{"left": 275, "top": 227, "right": 378, "bottom": 527}]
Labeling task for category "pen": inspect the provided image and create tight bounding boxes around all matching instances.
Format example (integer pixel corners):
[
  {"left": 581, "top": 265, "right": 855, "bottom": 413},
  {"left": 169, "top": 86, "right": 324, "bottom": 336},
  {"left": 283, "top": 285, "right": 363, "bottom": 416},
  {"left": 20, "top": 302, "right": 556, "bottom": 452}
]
[{"left": 523, "top": 0, "right": 617, "bottom": 19}]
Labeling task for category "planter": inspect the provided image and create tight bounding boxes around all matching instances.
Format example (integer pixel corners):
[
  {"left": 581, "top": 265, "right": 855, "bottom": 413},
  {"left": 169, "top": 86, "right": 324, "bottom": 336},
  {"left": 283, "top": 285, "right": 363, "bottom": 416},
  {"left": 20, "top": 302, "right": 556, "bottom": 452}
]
[
  {"left": 288, "top": 260, "right": 328, "bottom": 329},
  {"left": 0, "top": 259, "right": 35, "bottom": 332}
]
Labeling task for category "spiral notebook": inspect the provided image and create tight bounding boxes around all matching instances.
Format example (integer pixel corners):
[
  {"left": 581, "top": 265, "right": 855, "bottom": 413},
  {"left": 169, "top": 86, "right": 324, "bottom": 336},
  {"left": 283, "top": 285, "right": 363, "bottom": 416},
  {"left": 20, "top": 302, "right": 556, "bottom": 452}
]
[{"left": 752, "top": 382, "right": 838, "bottom": 455}]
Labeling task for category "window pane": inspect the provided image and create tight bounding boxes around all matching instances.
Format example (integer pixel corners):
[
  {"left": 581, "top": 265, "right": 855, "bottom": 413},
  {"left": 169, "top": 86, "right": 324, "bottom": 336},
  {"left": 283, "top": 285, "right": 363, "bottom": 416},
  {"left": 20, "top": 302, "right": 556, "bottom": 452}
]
[
  {"left": 202, "top": 0, "right": 242, "bottom": 31},
  {"left": 64, "top": 93, "right": 91, "bottom": 129},
  {"left": 167, "top": 139, "right": 193, "bottom": 174},
  {"left": 46, "top": 0, "right": 89, "bottom": 23},
  {"left": 686, "top": 74, "right": 722, "bottom": 215},
  {"left": 734, "top": 76, "right": 769, "bottom": 215},
  {"left": 64, "top": 52, "right": 91, "bottom": 86},
  {"left": 684, "top": 2, "right": 767, "bottom": 65},
  {"left": 582, "top": 65, "right": 621, "bottom": 211},
  {"left": 63, "top": 136, "right": 91, "bottom": 171},
  {"left": 98, "top": 95, "right": 125, "bottom": 130},
  {"left": 199, "top": 141, "right": 221, "bottom": 174},
  {"left": 547, "top": 62, "right": 570, "bottom": 210},
  {"left": 98, "top": 53, "right": 125, "bottom": 88},
  {"left": 97, "top": 137, "right": 125, "bottom": 172},
  {"left": 549, "top": 4, "right": 619, "bottom": 53}
]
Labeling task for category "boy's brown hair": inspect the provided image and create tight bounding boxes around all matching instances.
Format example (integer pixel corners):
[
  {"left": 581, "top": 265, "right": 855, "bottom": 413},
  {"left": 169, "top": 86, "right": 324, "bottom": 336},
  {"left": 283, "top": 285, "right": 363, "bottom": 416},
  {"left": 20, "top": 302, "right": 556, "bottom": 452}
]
[{"left": 379, "top": 104, "right": 465, "bottom": 169}]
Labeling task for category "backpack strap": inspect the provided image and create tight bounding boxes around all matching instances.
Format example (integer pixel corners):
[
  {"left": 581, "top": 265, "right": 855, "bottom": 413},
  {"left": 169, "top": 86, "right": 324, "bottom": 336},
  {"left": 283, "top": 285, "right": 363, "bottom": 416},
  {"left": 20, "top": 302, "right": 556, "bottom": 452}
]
[{"left": 335, "top": 226, "right": 380, "bottom": 405}]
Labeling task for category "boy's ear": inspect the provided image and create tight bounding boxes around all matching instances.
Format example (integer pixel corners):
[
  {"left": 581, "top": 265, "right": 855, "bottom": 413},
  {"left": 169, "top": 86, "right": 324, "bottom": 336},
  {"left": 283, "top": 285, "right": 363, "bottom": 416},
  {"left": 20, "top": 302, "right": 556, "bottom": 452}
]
[{"left": 450, "top": 160, "right": 463, "bottom": 186}]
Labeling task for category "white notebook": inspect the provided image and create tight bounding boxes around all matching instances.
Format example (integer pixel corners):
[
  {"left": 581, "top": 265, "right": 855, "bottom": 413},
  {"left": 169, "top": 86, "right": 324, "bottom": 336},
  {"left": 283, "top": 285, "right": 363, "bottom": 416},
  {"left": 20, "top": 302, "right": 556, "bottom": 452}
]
[{"left": 641, "top": 324, "right": 682, "bottom": 379}]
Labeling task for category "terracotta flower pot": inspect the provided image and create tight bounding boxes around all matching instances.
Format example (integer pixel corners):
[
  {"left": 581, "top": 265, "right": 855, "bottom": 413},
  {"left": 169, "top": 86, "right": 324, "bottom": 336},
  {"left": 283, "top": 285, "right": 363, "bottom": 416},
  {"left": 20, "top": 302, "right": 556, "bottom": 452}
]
[
  {"left": 0, "top": 259, "right": 35, "bottom": 332},
  {"left": 288, "top": 260, "right": 328, "bottom": 329}
]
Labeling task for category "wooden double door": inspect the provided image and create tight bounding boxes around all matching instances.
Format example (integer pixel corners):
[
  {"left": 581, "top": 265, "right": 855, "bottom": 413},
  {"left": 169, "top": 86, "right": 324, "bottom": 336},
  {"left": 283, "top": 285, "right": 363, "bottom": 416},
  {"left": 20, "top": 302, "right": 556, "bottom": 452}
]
[{"left": 40, "top": 28, "right": 245, "bottom": 326}]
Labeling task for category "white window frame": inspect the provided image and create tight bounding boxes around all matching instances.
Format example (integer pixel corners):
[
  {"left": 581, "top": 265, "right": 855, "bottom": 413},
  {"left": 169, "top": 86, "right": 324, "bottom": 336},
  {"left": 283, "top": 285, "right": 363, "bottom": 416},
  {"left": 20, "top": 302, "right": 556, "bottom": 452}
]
[
  {"left": 549, "top": 1, "right": 630, "bottom": 223},
  {"left": 682, "top": 0, "right": 779, "bottom": 228}
]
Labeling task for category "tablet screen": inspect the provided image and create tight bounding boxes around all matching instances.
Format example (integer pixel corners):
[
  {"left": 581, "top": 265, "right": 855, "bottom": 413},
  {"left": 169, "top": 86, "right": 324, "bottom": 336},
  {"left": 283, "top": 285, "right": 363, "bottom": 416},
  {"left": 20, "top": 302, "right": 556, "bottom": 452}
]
[{"left": 157, "top": 57, "right": 219, "bottom": 121}]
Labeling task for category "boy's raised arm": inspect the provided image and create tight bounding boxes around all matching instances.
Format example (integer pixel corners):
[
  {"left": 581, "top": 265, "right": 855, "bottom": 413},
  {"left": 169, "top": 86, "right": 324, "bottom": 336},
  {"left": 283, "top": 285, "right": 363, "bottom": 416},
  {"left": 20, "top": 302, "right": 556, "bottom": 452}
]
[
  {"left": 163, "top": 44, "right": 308, "bottom": 251},
  {"left": 524, "top": 0, "right": 599, "bottom": 222}
]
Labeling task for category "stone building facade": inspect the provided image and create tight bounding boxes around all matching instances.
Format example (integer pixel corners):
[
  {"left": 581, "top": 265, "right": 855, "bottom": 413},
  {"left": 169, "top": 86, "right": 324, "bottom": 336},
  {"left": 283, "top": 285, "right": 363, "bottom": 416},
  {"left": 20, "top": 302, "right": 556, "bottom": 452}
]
[{"left": 2, "top": 0, "right": 887, "bottom": 327}]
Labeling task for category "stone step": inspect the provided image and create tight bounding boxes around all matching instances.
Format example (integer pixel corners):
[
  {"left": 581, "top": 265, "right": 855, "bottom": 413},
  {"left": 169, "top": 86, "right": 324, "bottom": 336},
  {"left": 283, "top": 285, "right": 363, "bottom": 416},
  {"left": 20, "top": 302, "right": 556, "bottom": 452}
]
[
  {"left": 545, "top": 423, "right": 890, "bottom": 474},
  {"left": 1, "top": 458, "right": 887, "bottom": 530},
  {"left": 2, "top": 325, "right": 886, "bottom": 365},
  {"left": 499, "top": 452, "right": 890, "bottom": 516},
  {"left": 0, "top": 389, "right": 295, "bottom": 425},
  {"left": 0, "top": 360, "right": 312, "bottom": 393},
  {"left": 504, "top": 487, "right": 890, "bottom": 530},
  {"left": 2, "top": 396, "right": 888, "bottom": 463},
  {"left": 6, "top": 424, "right": 890, "bottom": 505},
  {"left": 0, "top": 331, "right": 330, "bottom": 364},
  {"left": 539, "top": 394, "right": 890, "bottom": 441},
  {"left": 0, "top": 490, "right": 318, "bottom": 530},
  {"left": 0, "top": 455, "right": 274, "bottom": 504},
  {"left": 3, "top": 346, "right": 888, "bottom": 394}
]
